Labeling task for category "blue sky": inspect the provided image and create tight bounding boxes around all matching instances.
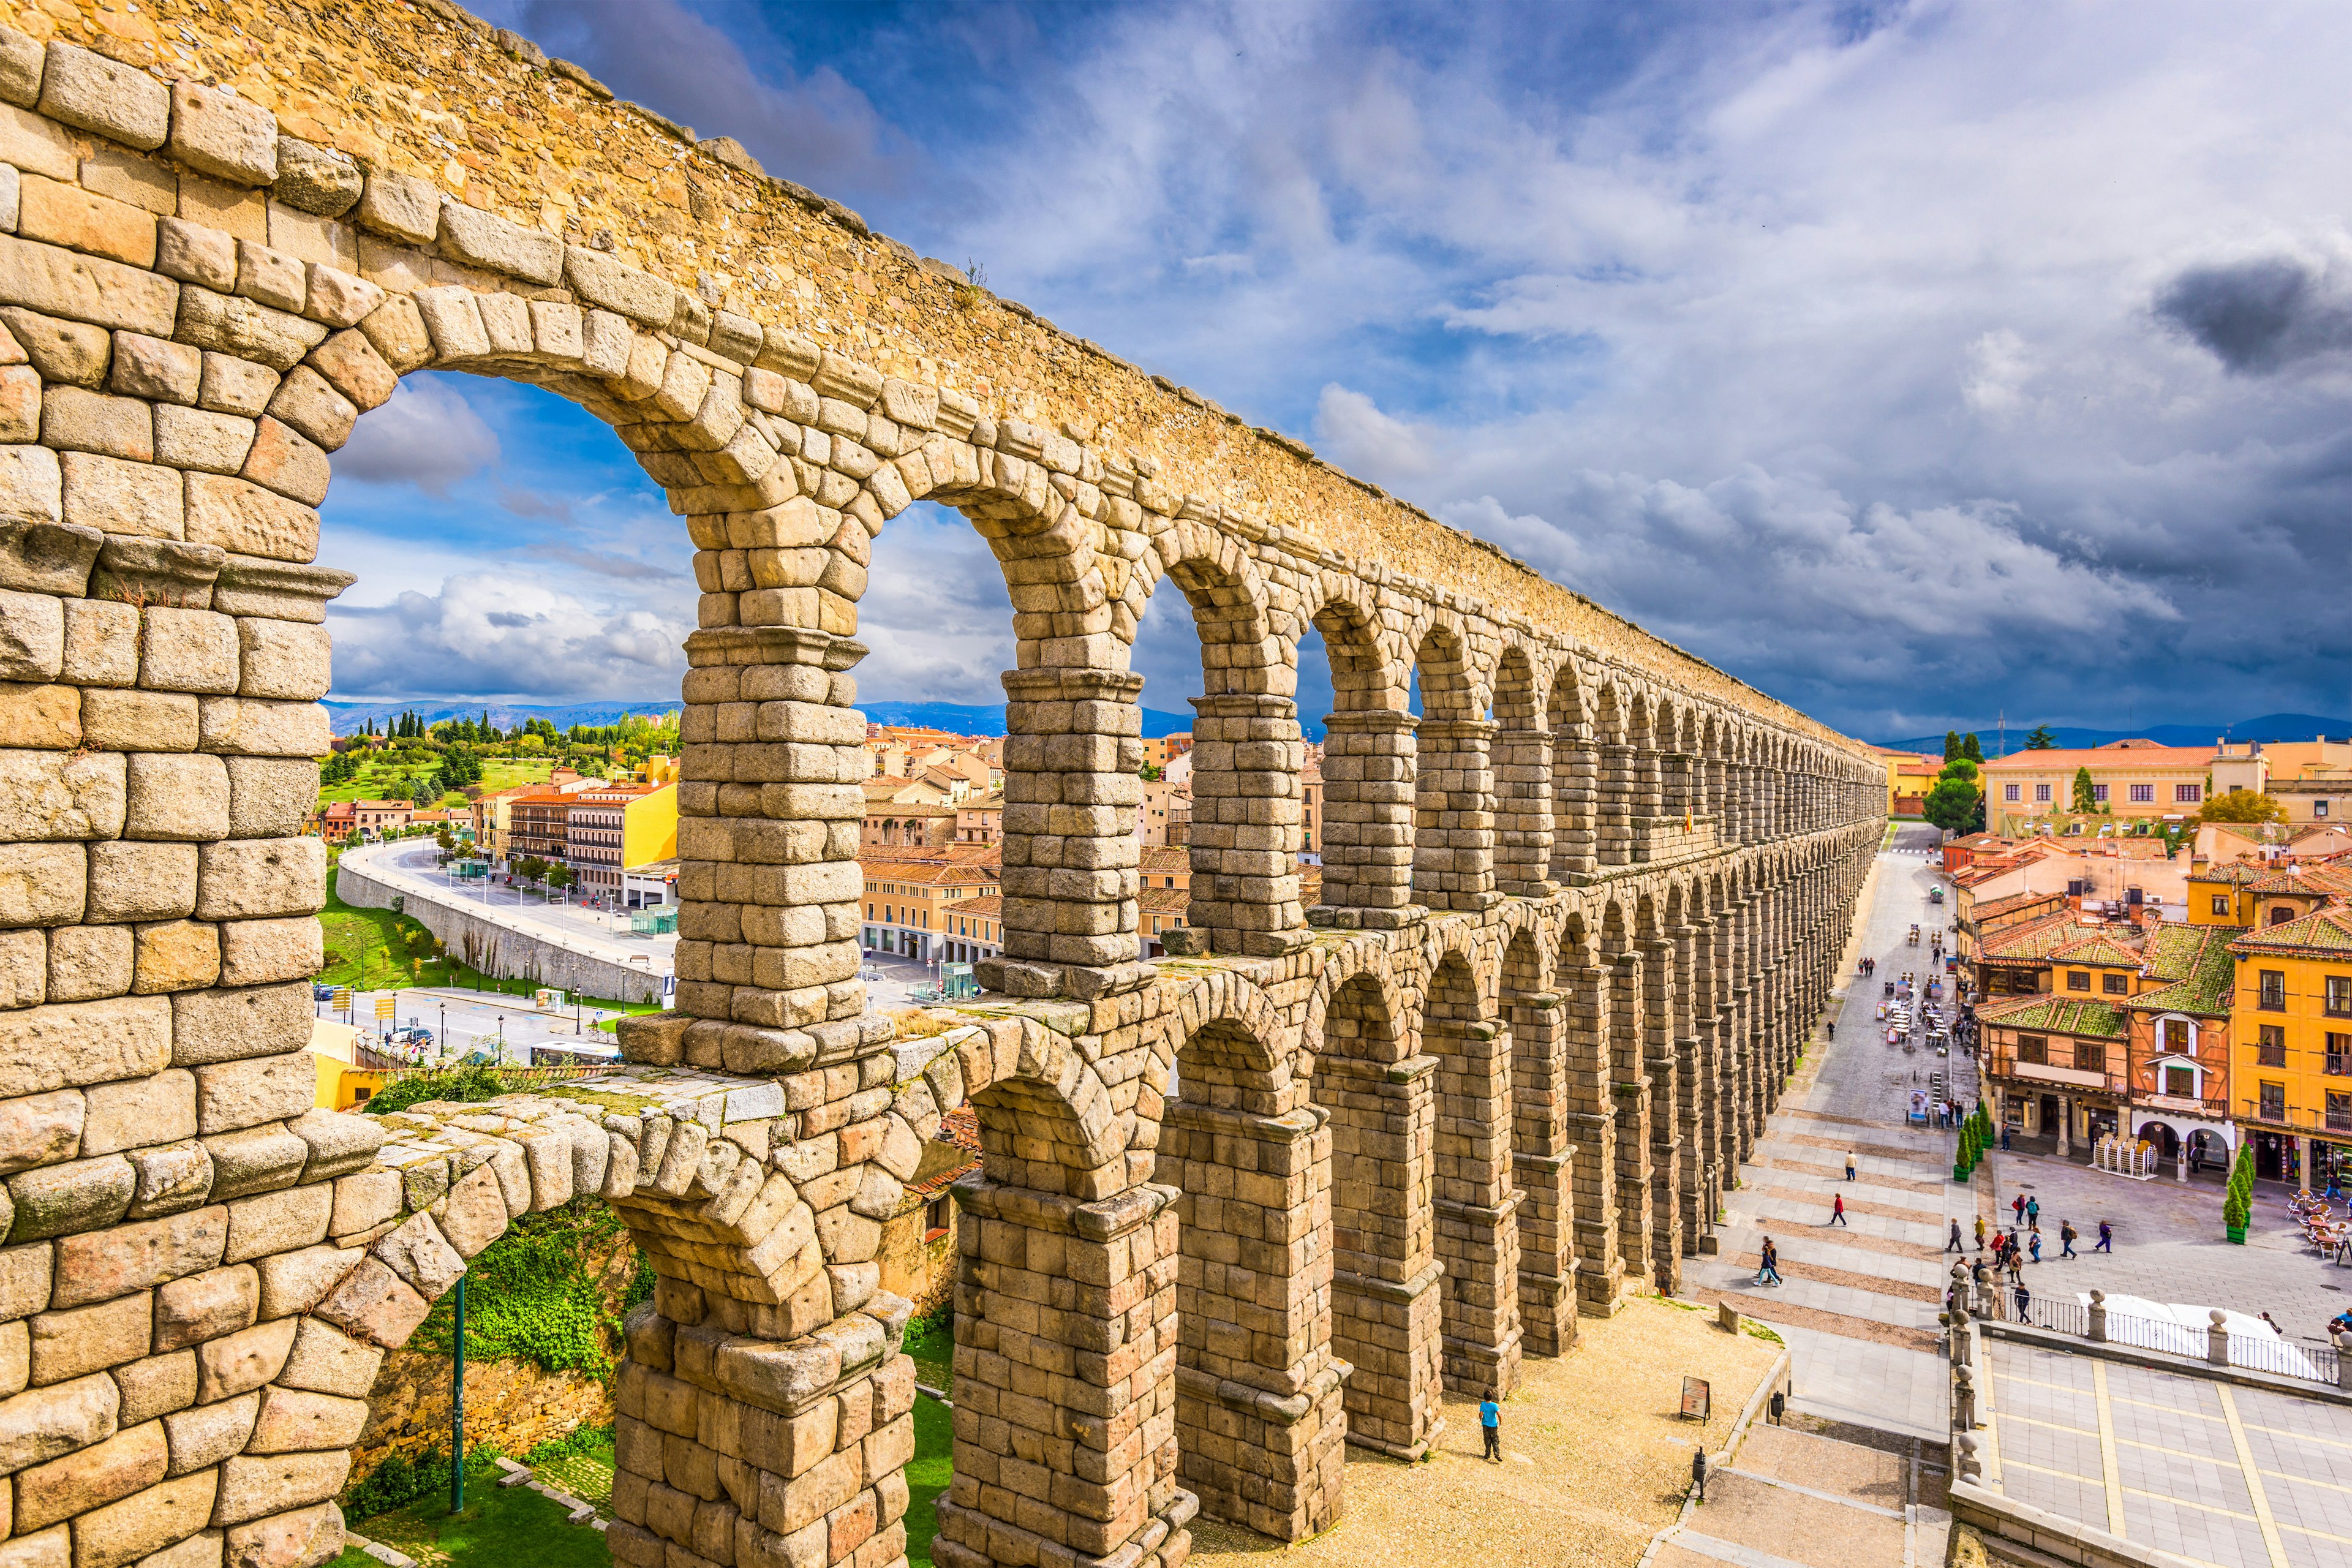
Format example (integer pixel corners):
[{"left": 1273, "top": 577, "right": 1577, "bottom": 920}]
[{"left": 324, "top": 0, "right": 2352, "bottom": 742}]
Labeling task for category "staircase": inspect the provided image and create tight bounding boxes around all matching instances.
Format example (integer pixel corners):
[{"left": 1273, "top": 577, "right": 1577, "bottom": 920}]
[{"left": 1645, "top": 1417, "right": 1952, "bottom": 1568}]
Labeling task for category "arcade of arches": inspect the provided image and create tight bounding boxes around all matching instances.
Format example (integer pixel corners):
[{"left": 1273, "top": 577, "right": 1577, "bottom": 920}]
[{"left": 0, "top": 9, "right": 1883, "bottom": 1568}]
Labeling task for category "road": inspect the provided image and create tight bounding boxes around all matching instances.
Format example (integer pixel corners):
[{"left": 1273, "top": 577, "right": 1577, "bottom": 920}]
[{"left": 339, "top": 838, "right": 677, "bottom": 976}]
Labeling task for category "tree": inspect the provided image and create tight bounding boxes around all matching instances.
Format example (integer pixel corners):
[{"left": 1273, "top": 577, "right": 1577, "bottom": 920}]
[
  {"left": 2025, "top": 725, "right": 2058, "bottom": 749},
  {"left": 2199, "top": 788, "right": 2286, "bottom": 825},
  {"left": 1943, "top": 730, "right": 1962, "bottom": 761},
  {"left": 2070, "top": 766, "right": 2098, "bottom": 814},
  {"left": 1962, "top": 733, "right": 1984, "bottom": 763},
  {"left": 1923, "top": 775, "right": 1985, "bottom": 835}
]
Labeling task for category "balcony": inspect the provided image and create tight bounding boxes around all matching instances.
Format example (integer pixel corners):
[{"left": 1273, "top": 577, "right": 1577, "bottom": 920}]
[{"left": 2237, "top": 1097, "right": 2352, "bottom": 1133}]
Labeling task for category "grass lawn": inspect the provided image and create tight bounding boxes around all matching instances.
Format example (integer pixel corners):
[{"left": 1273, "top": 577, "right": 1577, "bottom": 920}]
[
  {"left": 317, "top": 755, "right": 551, "bottom": 809},
  {"left": 907, "top": 1393, "right": 952, "bottom": 1568},
  {"left": 314, "top": 875, "right": 661, "bottom": 1016},
  {"left": 333, "top": 1457, "right": 609, "bottom": 1568},
  {"left": 905, "top": 1311, "right": 953, "bottom": 1395},
  {"left": 532, "top": 1430, "right": 617, "bottom": 1512}
]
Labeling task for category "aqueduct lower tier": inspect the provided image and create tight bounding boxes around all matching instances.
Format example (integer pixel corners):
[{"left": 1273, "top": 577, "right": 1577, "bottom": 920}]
[{"left": 0, "top": 7, "right": 1887, "bottom": 1568}]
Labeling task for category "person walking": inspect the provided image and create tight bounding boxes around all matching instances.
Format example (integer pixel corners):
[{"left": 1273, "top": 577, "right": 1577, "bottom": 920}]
[
  {"left": 2060, "top": 1220, "right": 2077, "bottom": 1259},
  {"left": 2012, "top": 1193, "right": 2026, "bottom": 1226},
  {"left": 2026, "top": 1196, "right": 2040, "bottom": 1228},
  {"left": 1845, "top": 1151, "right": 1858, "bottom": 1182},
  {"left": 1947, "top": 1219, "right": 1965, "bottom": 1253},
  {"left": 1760, "top": 1236, "right": 1783, "bottom": 1286},
  {"left": 1974, "top": 1214, "right": 1987, "bottom": 1251},
  {"left": 2029, "top": 1231, "right": 2042, "bottom": 1265},
  {"left": 1830, "top": 1192, "right": 1849, "bottom": 1226},
  {"left": 2000, "top": 1123, "right": 2012, "bottom": 1151},
  {"left": 2095, "top": 1219, "right": 2113, "bottom": 1254},
  {"left": 1480, "top": 1392, "right": 1502, "bottom": 1461},
  {"left": 2014, "top": 1280, "right": 2032, "bottom": 1321}
]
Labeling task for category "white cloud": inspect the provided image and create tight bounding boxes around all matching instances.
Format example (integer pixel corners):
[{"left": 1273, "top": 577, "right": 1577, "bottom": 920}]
[
  {"left": 1313, "top": 385, "right": 1438, "bottom": 479},
  {"left": 327, "top": 571, "right": 692, "bottom": 701},
  {"left": 335, "top": 381, "right": 500, "bottom": 497}
]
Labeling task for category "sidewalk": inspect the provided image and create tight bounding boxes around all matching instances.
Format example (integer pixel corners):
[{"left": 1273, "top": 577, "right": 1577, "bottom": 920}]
[{"left": 339, "top": 839, "right": 676, "bottom": 978}]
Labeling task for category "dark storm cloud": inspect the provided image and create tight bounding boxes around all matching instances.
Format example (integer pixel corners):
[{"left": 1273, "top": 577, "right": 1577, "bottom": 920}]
[{"left": 2154, "top": 257, "right": 2352, "bottom": 375}]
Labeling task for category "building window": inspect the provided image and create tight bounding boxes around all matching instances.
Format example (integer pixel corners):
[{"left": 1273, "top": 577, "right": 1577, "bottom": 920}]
[
  {"left": 2101, "top": 973, "right": 2128, "bottom": 995},
  {"left": 2258, "top": 1024, "right": 2287, "bottom": 1068},
  {"left": 2162, "top": 1018, "right": 2192, "bottom": 1052},
  {"left": 2019, "top": 1034, "right": 2048, "bottom": 1065},
  {"left": 2165, "top": 1064, "right": 2196, "bottom": 1097},
  {"left": 2331, "top": 1091, "right": 2352, "bottom": 1132},
  {"left": 2319, "top": 801, "right": 2333, "bottom": 818},
  {"left": 2075, "top": 1042, "right": 2105, "bottom": 1073},
  {"left": 2005, "top": 784, "right": 2021, "bottom": 802},
  {"left": 2328, "top": 976, "right": 2352, "bottom": 1017},
  {"left": 2260, "top": 1082, "right": 2286, "bottom": 1121},
  {"left": 2259, "top": 970, "right": 2286, "bottom": 1011},
  {"left": 924, "top": 1195, "right": 953, "bottom": 1239},
  {"left": 2211, "top": 895, "right": 2230, "bottom": 918},
  {"left": 2176, "top": 784, "right": 2202, "bottom": 804},
  {"left": 2129, "top": 784, "right": 2154, "bottom": 803},
  {"left": 2035, "top": 783, "right": 2052, "bottom": 803},
  {"left": 2327, "top": 1033, "right": 2352, "bottom": 1077},
  {"left": 2067, "top": 970, "right": 2090, "bottom": 992},
  {"left": 2090, "top": 783, "right": 2108, "bottom": 802}
]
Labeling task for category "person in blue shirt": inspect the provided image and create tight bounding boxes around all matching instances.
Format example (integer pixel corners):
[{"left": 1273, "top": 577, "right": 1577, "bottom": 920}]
[{"left": 1479, "top": 1392, "right": 1502, "bottom": 1461}]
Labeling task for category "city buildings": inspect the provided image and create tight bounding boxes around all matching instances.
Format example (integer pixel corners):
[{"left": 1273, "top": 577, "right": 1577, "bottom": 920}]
[
  {"left": 860, "top": 845, "right": 1003, "bottom": 963},
  {"left": 1981, "top": 739, "right": 2215, "bottom": 831},
  {"left": 1869, "top": 744, "right": 1943, "bottom": 816},
  {"left": 2225, "top": 905, "right": 2352, "bottom": 1183},
  {"left": 565, "top": 783, "right": 679, "bottom": 905}
]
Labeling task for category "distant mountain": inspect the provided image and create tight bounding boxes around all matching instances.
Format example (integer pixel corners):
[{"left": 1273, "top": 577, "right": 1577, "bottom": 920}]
[
  {"left": 1878, "top": 713, "right": 2352, "bottom": 755},
  {"left": 858, "top": 700, "right": 1202, "bottom": 739},
  {"left": 323, "top": 699, "right": 681, "bottom": 736}
]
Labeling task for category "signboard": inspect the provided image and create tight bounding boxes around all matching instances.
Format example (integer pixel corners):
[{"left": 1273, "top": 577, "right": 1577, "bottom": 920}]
[
  {"left": 332, "top": 989, "right": 352, "bottom": 1010},
  {"left": 1680, "top": 1376, "right": 1711, "bottom": 1422},
  {"left": 1909, "top": 1089, "right": 1929, "bottom": 1123},
  {"left": 374, "top": 997, "right": 394, "bottom": 1020}
]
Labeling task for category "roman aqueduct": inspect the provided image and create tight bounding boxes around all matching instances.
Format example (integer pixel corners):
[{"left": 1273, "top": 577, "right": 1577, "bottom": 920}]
[{"left": 0, "top": 5, "right": 1885, "bottom": 1567}]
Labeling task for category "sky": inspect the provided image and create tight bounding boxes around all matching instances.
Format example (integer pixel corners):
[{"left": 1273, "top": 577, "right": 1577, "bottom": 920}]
[{"left": 322, "top": 0, "right": 2352, "bottom": 743}]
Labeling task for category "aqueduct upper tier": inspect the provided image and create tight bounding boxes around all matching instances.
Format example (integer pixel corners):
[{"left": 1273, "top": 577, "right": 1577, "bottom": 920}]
[{"left": 0, "top": 5, "right": 1887, "bottom": 1568}]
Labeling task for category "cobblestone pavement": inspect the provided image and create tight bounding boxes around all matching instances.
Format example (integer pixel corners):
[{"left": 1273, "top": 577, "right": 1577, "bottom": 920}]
[{"left": 1693, "top": 823, "right": 2352, "bottom": 1447}]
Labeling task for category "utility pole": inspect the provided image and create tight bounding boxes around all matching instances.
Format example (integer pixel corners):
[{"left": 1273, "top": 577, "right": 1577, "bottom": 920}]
[{"left": 449, "top": 1274, "right": 466, "bottom": 1514}]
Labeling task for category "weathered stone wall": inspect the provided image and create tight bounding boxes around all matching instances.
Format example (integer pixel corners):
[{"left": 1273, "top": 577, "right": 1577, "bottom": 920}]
[
  {"left": 0, "top": 7, "right": 1890, "bottom": 1568},
  {"left": 349, "top": 1344, "right": 609, "bottom": 1480}
]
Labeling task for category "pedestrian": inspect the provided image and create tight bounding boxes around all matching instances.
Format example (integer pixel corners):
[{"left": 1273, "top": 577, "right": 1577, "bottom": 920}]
[
  {"left": 2012, "top": 1193, "right": 2026, "bottom": 1225},
  {"left": 1760, "top": 1236, "right": 1782, "bottom": 1286},
  {"left": 1947, "top": 1219, "right": 1964, "bottom": 1253},
  {"left": 2095, "top": 1220, "right": 2113, "bottom": 1254},
  {"left": 2029, "top": 1231, "right": 2041, "bottom": 1265},
  {"left": 1974, "top": 1215, "right": 1986, "bottom": 1251},
  {"left": 1480, "top": 1390, "right": 1502, "bottom": 1462},
  {"left": 1845, "top": 1151, "right": 1858, "bottom": 1182},
  {"left": 2015, "top": 1280, "right": 2032, "bottom": 1321},
  {"left": 1830, "top": 1193, "right": 1848, "bottom": 1226},
  {"left": 1827, "top": 1022, "right": 1836, "bottom": 1041},
  {"left": 2060, "top": 1221, "right": 2076, "bottom": 1259},
  {"left": 2001, "top": 1123, "right": 2011, "bottom": 1151},
  {"left": 2026, "top": 1196, "right": 2040, "bottom": 1227}
]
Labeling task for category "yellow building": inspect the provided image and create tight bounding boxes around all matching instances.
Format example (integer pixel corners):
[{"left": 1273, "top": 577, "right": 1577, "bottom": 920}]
[
  {"left": 1869, "top": 746, "right": 1943, "bottom": 817},
  {"left": 1981, "top": 741, "right": 2215, "bottom": 831},
  {"left": 308, "top": 1017, "right": 386, "bottom": 1110},
  {"left": 567, "top": 783, "right": 679, "bottom": 903},
  {"left": 2227, "top": 905, "right": 2352, "bottom": 1185}
]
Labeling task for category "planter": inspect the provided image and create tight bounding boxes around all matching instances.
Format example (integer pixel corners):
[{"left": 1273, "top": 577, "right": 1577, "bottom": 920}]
[{"left": 2225, "top": 1226, "right": 2246, "bottom": 1245}]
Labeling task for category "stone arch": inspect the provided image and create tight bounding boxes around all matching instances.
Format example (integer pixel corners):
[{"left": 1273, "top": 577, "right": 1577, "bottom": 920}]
[
  {"left": 1409, "top": 614, "right": 1496, "bottom": 913},
  {"left": 1295, "top": 578, "right": 1415, "bottom": 926}
]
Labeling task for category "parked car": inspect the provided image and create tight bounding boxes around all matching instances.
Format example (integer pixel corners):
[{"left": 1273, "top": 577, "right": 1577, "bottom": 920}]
[{"left": 312, "top": 983, "right": 336, "bottom": 1000}]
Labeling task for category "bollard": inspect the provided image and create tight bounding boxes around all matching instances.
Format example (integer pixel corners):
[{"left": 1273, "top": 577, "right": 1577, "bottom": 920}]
[
  {"left": 2088, "top": 1289, "right": 2107, "bottom": 1344},
  {"left": 2207, "top": 1308, "right": 2230, "bottom": 1366},
  {"left": 1953, "top": 1364, "right": 1977, "bottom": 1431},
  {"left": 2335, "top": 1330, "right": 2352, "bottom": 1392}
]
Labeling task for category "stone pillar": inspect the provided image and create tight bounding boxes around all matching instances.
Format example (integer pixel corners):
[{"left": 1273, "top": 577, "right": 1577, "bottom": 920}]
[
  {"left": 1564, "top": 956, "right": 1626, "bottom": 1313},
  {"left": 935, "top": 1177, "right": 1189, "bottom": 1568},
  {"left": 1643, "top": 936, "right": 1685, "bottom": 1291},
  {"left": 1609, "top": 951, "right": 1656, "bottom": 1287},
  {"left": 1160, "top": 1102, "right": 1346, "bottom": 1540},
  {"left": 2056, "top": 1096, "right": 2072, "bottom": 1158},
  {"left": 987, "top": 667, "right": 1148, "bottom": 998},
  {"left": 675, "top": 625, "right": 869, "bottom": 1032},
  {"left": 1185, "top": 693, "right": 1310, "bottom": 958},
  {"left": 1430, "top": 1011, "right": 1523, "bottom": 1394},
  {"left": 1412, "top": 717, "right": 1499, "bottom": 913},
  {"left": 1596, "top": 743, "right": 1635, "bottom": 867},
  {"left": 1509, "top": 992, "right": 1578, "bottom": 1355},
  {"left": 1550, "top": 722, "right": 1598, "bottom": 884},
  {"left": 1321, "top": 1052, "right": 1442, "bottom": 1457},
  {"left": 1492, "top": 726, "right": 1559, "bottom": 899},
  {"left": 1312, "top": 710, "right": 1422, "bottom": 929}
]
